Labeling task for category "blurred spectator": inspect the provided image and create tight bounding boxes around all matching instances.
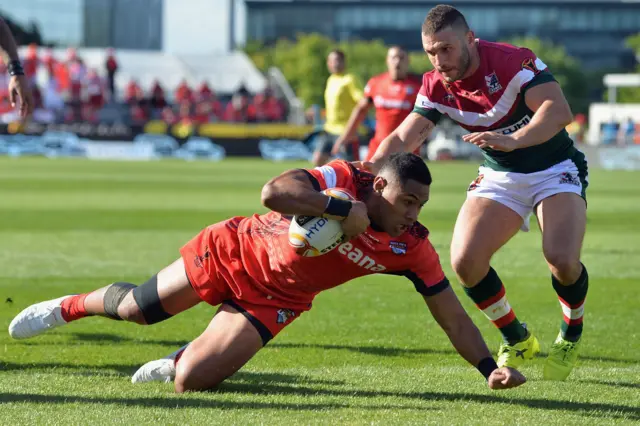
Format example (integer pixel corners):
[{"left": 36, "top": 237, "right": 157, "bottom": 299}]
[
  {"left": 150, "top": 80, "right": 167, "bottom": 114},
  {"left": 197, "top": 81, "right": 213, "bottom": 102},
  {"left": 161, "top": 106, "right": 177, "bottom": 125},
  {"left": 130, "top": 104, "right": 147, "bottom": 125},
  {"left": 85, "top": 69, "right": 105, "bottom": 110},
  {"left": 41, "top": 48, "right": 56, "bottom": 81},
  {"left": 177, "top": 102, "right": 194, "bottom": 125},
  {"left": 68, "top": 59, "right": 87, "bottom": 105},
  {"left": 23, "top": 43, "right": 39, "bottom": 83},
  {"left": 105, "top": 48, "right": 118, "bottom": 99},
  {"left": 125, "top": 79, "right": 144, "bottom": 105},
  {"left": 223, "top": 91, "right": 255, "bottom": 123},
  {"left": 566, "top": 113, "right": 587, "bottom": 144},
  {"left": 175, "top": 79, "right": 193, "bottom": 104},
  {"left": 619, "top": 117, "right": 635, "bottom": 146},
  {"left": 193, "top": 102, "right": 217, "bottom": 124},
  {"left": 253, "top": 88, "right": 285, "bottom": 122}
]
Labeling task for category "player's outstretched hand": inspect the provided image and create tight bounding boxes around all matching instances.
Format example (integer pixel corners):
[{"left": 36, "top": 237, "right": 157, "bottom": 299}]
[
  {"left": 462, "top": 132, "right": 518, "bottom": 152},
  {"left": 487, "top": 367, "right": 526, "bottom": 390},
  {"left": 351, "top": 160, "right": 382, "bottom": 175},
  {"left": 341, "top": 200, "right": 370, "bottom": 239},
  {"left": 9, "top": 75, "right": 34, "bottom": 118}
]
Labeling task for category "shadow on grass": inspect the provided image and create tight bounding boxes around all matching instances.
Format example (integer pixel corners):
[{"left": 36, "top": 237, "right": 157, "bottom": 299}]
[
  {"left": 213, "top": 382, "right": 640, "bottom": 421},
  {"left": 0, "top": 392, "right": 429, "bottom": 412},
  {"left": 0, "top": 384, "right": 636, "bottom": 420},
  {"left": 267, "top": 342, "right": 457, "bottom": 357},
  {"left": 578, "top": 379, "right": 640, "bottom": 390},
  {"left": 0, "top": 361, "right": 345, "bottom": 386}
]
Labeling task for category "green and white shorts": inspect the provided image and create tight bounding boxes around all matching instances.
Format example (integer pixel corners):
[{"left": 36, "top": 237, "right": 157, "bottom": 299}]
[{"left": 466, "top": 159, "right": 588, "bottom": 232}]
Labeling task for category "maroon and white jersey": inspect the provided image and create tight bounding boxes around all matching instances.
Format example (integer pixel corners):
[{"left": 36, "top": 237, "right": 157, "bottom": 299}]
[{"left": 413, "top": 39, "right": 577, "bottom": 173}]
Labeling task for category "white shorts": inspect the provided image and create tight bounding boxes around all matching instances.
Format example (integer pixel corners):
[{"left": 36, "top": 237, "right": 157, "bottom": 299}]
[{"left": 467, "top": 159, "right": 588, "bottom": 232}]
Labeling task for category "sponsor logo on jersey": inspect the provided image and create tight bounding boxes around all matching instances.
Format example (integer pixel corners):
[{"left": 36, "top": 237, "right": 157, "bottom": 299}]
[
  {"left": 374, "top": 95, "right": 412, "bottom": 110},
  {"left": 559, "top": 172, "right": 580, "bottom": 187},
  {"left": 494, "top": 115, "right": 531, "bottom": 135},
  {"left": 338, "top": 241, "right": 386, "bottom": 272},
  {"left": 389, "top": 241, "right": 407, "bottom": 255},
  {"left": 276, "top": 308, "right": 296, "bottom": 324},
  {"left": 194, "top": 245, "right": 211, "bottom": 268},
  {"left": 485, "top": 71, "right": 502, "bottom": 95},
  {"left": 444, "top": 93, "right": 455, "bottom": 104},
  {"left": 521, "top": 58, "right": 541, "bottom": 75},
  {"left": 406, "top": 86, "right": 415, "bottom": 95}
]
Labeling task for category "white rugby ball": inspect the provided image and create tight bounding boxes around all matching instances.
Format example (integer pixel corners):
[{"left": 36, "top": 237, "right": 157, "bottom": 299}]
[{"left": 288, "top": 188, "right": 354, "bottom": 257}]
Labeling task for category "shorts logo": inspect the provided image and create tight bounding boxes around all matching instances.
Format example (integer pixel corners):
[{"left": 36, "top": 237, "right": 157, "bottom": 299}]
[
  {"left": 485, "top": 72, "right": 502, "bottom": 95},
  {"left": 468, "top": 175, "right": 484, "bottom": 191},
  {"left": 276, "top": 308, "right": 296, "bottom": 324},
  {"left": 194, "top": 246, "right": 211, "bottom": 268},
  {"left": 559, "top": 172, "right": 580, "bottom": 187},
  {"left": 389, "top": 241, "right": 407, "bottom": 255},
  {"left": 521, "top": 58, "right": 541, "bottom": 75}
]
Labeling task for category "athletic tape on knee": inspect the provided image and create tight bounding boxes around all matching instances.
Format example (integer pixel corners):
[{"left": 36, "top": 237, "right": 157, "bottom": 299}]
[
  {"left": 131, "top": 274, "right": 173, "bottom": 325},
  {"left": 103, "top": 282, "right": 137, "bottom": 320}
]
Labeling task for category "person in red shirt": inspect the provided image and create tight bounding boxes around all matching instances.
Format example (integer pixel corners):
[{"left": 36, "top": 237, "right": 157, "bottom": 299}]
[
  {"left": 175, "top": 79, "right": 193, "bottom": 104},
  {"left": 333, "top": 46, "right": 422, "bottom": 161},
  {"left": 104, "top": 48, "right": 118, "bottom": 99},
  {"left": 9, "top": 153, "right": 525, "bottom": 393}
]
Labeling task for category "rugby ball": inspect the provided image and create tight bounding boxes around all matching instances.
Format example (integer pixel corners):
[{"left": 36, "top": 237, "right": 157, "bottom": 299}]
[{"left": 288, "top": 188, "right": 354, "bottom": 257}]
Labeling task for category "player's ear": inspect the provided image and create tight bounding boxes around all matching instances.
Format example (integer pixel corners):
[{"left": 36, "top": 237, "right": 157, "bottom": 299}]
[
  {"left": 373, "top": 176, "right": 387, "bottom": 193},
  {"left": 465, "top": 30, "right": 475, "bottom": 45}
]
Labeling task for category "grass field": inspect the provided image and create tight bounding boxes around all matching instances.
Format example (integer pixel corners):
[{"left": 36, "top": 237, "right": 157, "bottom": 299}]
[{"left": 0, "top": 156, "right": 639, "bottom": 425}]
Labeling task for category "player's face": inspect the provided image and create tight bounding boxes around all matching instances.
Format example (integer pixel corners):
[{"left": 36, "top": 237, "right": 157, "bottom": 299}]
[
  {"left": 387, "top": 48, "right": 409, "bottom": 80},
  {"left": 422, "top": 28, "right": 473, "bottom": 82},
  {"left": 327, "top": 53, "right": 344, "bottom": 74},
  {"left": 373, "top": 177, "right": 430, "bottom": 237}
]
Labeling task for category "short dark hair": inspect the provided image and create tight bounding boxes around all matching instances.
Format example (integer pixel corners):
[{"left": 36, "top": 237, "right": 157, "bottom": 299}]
[
  {"left": 329, "top": 49, "right": 345, "bottom": 61},
  {"left": 379, "top": 153, "right": 432, "bottom": 186},
  {"left": 388, "top": 45, "right": 407, "bottom": 54},
  {"left": 422, "top": 4, "right": 469, "bottom": 36}
]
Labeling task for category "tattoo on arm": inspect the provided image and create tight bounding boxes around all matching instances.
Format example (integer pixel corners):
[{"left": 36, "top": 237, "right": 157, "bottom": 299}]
[{"left": 418, "top": 121, "right": 434, "bottom": 139}]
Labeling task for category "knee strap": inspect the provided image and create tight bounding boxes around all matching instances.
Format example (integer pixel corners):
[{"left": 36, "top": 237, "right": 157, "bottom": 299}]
[
  {"left": 104, "top": 282, "right": 137, "bottom": 320},
  {"left": 132, "top": 274, "right": 173, "bottom": 325}
]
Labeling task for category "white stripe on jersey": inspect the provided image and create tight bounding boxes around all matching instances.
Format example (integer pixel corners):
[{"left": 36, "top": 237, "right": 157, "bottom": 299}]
[
  {"left": 315, "top": 165, "right": 337, "bottom": 188},
  {"left": 414, "top": 58, "right": 548, "bottom": 128}
]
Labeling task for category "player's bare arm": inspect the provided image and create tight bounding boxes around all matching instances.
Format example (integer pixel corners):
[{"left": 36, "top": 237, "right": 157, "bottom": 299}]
[
  {"left": 424, "top": 287, "right": 526, "bottom": 390},
  {"left": 0, "top": 17, "right": 33, "bottom": 117},
  {"left": 332, "top": 97, "right": 373, "bottom": 156},
  {"left": 262, "top": 168, "right": 369, "bottom": 238},
  {"left": 368, "top": 113, "right": 435, "bottom": 172},
  {"left": 463, "top": 82, "right": 573, "bottom": 152}
]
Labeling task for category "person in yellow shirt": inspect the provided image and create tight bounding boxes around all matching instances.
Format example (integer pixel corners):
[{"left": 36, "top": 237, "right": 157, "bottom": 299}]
[{"left": 312, "top": 50, "right": 363, "bottom": 166}]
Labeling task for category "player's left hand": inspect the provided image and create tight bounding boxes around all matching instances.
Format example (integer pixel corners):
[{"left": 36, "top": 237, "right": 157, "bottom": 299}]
[
  {"left": 9, "top": 75, "right": 34, "bottom": 118},
  {"left": 487, "top": 367, "right": 527, "bottom": 390},
  {"left": 462, "top": 132, "right": 519, "bottom": 152}
]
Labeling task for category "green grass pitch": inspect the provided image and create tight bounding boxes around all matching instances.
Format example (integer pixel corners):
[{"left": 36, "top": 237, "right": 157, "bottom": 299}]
[{"left": 0, "top": 157, "right": 638, "bottom": 425}]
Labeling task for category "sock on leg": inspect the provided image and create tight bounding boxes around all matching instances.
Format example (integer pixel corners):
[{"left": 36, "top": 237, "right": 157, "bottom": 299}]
[
  {"left": 464, "top": 267, "right": 528, "bottom": 345},
  {"left": 552, "top": 263, "right": 588, "bottom": 342}
]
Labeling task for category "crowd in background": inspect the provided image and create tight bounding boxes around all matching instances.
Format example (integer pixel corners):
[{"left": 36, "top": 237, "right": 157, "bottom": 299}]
[{"left": 0, "top": 44, "right": 288, "bottom": 126}]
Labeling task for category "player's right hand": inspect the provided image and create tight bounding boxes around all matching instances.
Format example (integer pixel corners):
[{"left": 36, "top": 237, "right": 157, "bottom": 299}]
[
  {"left": 341, "top": 200, "right": 370, "bottom": 239},
  {"left": 487, "top": 367, "right": 526, "bottom": 390},
  {"left": 331, "top": 136, "right": 347, "bottom": 156}
]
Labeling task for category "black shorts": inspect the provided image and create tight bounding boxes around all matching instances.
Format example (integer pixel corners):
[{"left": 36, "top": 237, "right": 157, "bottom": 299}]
[{"left": 314, "top": 131, "right": 358, "bottom": 161}]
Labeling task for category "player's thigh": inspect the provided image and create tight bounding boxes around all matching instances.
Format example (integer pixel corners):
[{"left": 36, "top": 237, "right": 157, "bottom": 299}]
[
  {"left": 451, "top": 196, "right": 523, "bottom": 284},
  {"left": 118, "top": 258, "right": 201, "bottom": 322},
  {"left": 175, "top": 299, "right": 302, "bottom": 392},
  {"left": 173, "top": 305, "right": 265, "bottom": 392},
  {"left": 535, "top": 192, "right": 586, "bottom": 268},
  {"left": 155, "top": 258, "right": 202, "bottom": 314}
]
